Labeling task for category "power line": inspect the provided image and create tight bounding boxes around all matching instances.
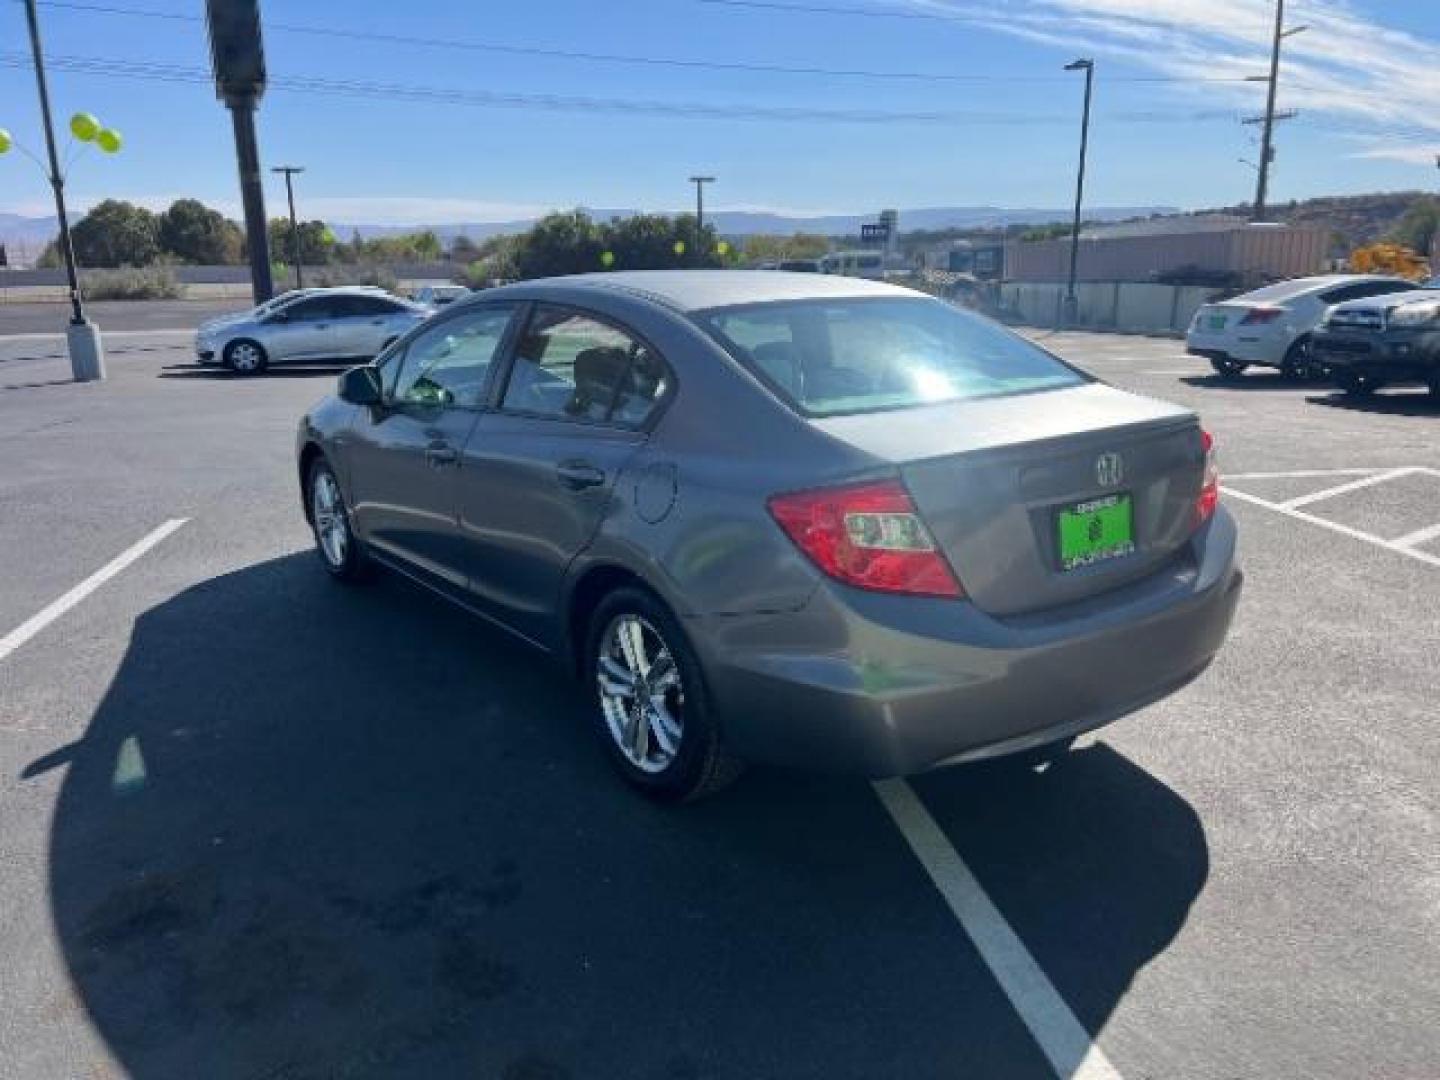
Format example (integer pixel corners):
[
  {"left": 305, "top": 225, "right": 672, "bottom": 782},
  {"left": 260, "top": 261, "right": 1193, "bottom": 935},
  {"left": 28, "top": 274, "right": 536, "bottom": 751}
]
[
  {"left": 15, "top": 0, "right": 1256, "bottom": 87},
  {"left": 0, "top": 50, "right": 1245, "bottom": 127}
]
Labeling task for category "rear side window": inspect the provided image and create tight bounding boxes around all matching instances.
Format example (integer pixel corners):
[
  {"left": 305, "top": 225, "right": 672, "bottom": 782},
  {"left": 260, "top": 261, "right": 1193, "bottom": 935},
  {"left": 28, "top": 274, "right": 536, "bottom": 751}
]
[
  {"left": 1319, "top": 281, "right": 1413, "bottom": 304},
  {"left": 501, "top": 306, "right": 669, "bottom": 426},
  {"left": 700, "top": 297, "right": 1086, "bottom": 417}
]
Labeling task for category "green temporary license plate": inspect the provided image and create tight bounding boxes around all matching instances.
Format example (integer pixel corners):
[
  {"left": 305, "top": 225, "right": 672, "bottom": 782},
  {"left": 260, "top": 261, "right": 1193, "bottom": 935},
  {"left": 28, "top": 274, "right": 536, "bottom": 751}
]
[{"left": 1057, "top": 494, "right": 1136, "bottom": 571}]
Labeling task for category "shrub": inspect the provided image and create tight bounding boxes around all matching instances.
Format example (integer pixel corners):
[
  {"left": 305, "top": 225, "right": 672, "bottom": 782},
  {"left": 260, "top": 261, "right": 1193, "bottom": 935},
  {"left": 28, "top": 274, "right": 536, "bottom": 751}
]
[{"left": 81, "top": 265, "right": 183, "bottom": 300}]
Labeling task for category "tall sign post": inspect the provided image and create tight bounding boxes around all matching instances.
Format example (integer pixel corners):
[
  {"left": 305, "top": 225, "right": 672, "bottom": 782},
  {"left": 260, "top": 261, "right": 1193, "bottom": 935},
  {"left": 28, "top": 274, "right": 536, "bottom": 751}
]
[{"left": 206, "top": 0, "right": 272, "bottom": 304}]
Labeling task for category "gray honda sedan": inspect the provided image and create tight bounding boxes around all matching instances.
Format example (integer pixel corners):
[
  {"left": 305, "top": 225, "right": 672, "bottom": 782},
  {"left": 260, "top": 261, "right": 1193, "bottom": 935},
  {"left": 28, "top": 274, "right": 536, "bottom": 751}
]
[{"left": 296, "top": 271, "right": 1241, "bottom": 800}]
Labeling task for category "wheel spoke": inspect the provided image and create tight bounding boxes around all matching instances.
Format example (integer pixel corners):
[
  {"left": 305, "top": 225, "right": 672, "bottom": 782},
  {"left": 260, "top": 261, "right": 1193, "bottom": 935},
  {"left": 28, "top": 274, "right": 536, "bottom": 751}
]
[
  {"left": 629, "top": 704, "right": 651, "bottom": 760},
  {"left": 617, "top": 618, "right": 650, "bottom": 679},
  {"left": 598, "top": 656, "right": 637, "bottom": 698},
  {"left": 646, "top": 705, "right": 679, "bottom": 755},
  {"left": 647, "top": 652, "right": 677, "bottom": 690}
]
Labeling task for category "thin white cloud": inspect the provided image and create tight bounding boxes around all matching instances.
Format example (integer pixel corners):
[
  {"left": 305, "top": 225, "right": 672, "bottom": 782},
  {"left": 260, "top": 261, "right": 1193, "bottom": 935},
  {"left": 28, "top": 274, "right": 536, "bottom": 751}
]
[{"left": 909, "top": 0, "right": 1440, "bottom": 154}]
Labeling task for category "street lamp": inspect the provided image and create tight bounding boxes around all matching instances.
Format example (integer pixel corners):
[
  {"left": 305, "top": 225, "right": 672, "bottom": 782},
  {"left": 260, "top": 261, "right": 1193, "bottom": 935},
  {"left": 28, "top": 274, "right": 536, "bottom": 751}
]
[
  {"left": 689, "top": 175, "right": 714, "bottom": 265},
  {"left": 272, "top": 165, "right": 304, "bottom": 289},
  {"left": 1063, "top": 58, "right": 1094, "bottom": 329},
  {"left": 2, "top": 0, "right": 124, "bottom": 381}
]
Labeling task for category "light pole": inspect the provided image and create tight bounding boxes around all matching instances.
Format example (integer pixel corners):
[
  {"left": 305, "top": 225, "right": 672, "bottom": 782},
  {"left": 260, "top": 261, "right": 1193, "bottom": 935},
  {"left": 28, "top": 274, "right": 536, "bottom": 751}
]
[
  {"left": 1247, "top": 0, "right": 1308, "bottom": 221},
  {"left": 689, "top": 175, "right": 714, "bottom": 265},
  {"left": 11, "top": 0, "right": 121, "bottom": 381},
  {"left": 1063, "top": 58, "right": 1094, "bottom": 329},
  {"left": 272, "top": 165, "right": 304, "bottom": 289}
]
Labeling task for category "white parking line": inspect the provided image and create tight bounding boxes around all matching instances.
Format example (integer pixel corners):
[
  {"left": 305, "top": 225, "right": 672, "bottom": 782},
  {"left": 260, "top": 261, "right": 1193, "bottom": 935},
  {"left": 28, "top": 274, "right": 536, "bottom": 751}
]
[
  {"left": 0, "top": 519, "right": 188, "bottom": 662},
  {"left": 873, "top": 779, "right": 1123, "bottom": 1080},
  {"left": 1391, "top": 521, "right": 1440, "bottom": 550},
  {"left": 1279, "top": 467, "right": 1421, "bottom": 510},
  {"left": 1221, "top": 487, "right": 1440, "bottom": 569},
  {"left": 1226, "top": 468, "right": 1386, "bottom": 481}
]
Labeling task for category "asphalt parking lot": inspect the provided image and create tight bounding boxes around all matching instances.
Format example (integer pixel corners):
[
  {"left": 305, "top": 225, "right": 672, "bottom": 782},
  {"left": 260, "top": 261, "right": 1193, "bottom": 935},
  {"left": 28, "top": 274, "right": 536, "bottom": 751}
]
[{"left": 1, "top": 310, "right": 1437, "bottom": 1079}]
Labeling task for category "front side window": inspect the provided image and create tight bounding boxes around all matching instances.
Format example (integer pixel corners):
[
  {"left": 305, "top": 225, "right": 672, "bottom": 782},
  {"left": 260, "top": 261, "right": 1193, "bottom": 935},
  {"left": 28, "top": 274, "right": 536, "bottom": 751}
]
[
  {"left": 282, "top": 297, "right": 339, "bottom": 323},
  {"left": 700, "top": 297, "right": 1086, "bottom": 417},
  {"left": 501, "top": 307, "right": 669, "bottom": 426},
  {"left": 389, "top": 306, "right": 515, "bottom": 409}
]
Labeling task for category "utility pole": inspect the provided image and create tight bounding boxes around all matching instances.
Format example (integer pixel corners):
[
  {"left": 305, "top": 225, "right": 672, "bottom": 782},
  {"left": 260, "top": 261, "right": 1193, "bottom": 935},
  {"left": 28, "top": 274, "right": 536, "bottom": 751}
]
[
  {"left": 23, "top": 0, "right": 104, "bottom": 380},
  {"left": 1063, "top": 58, "right": 1094, "bottom": 329},
  {"left": 689, "top": 175, "right": 714, "bottom": 265},
  {"left": 272, "top": 165, "right": 304, "bottom": 289},
  {"left": 207, "top": 0, "right": 272, "bottom": 304},
  {"left": 1249, "top": 0, "right": 1308, "bottom": 221}
]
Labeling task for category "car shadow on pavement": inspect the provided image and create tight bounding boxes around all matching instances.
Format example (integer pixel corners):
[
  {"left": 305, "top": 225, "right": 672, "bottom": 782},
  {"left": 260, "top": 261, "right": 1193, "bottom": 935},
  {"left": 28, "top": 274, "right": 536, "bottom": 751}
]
[
  {"left": 32, "top": 553, "right": 1208, "bottom": 1079},
  {"left": 1306, "top": 390, "right": 1440, "bottom": 417},
  {"left": 1180, "top": 373, "right": 1316, "bottom": 391}
]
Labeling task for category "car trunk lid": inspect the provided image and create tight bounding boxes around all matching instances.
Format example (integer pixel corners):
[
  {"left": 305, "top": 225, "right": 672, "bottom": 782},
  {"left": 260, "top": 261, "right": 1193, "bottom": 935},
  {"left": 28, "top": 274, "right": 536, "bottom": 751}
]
[{"left": 810, "top": 383, "right": 1204, "bottom": 616}]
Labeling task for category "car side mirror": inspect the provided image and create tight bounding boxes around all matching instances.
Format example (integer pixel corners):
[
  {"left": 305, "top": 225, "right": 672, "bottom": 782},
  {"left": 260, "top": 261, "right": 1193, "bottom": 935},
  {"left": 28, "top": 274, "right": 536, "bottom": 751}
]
[{"left": 338, "top": 365, "right": 383, "bottom": 406}]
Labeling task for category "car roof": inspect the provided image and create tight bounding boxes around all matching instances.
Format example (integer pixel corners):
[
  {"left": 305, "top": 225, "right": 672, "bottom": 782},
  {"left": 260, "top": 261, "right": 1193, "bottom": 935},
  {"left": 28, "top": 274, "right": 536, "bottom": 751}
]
[
  {"left": 489, "top": 269, "right": 918, "bottom": 313},
  {"left": 1237, "top": 274, "right": 1409, "bottom": 303}
]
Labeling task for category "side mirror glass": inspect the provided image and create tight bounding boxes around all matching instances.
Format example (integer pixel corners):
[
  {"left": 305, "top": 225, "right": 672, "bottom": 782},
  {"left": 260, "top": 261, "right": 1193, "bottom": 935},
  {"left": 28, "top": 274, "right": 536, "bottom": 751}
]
[{"left": 338, "top": 365, "right": 383, "bottom": 406}]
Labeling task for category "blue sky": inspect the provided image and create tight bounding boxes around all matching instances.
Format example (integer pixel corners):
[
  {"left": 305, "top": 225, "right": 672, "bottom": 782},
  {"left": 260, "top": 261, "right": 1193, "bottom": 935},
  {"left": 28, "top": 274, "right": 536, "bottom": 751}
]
[{"left": 1, "top": 0, "right": 1437, "bottom": 225}]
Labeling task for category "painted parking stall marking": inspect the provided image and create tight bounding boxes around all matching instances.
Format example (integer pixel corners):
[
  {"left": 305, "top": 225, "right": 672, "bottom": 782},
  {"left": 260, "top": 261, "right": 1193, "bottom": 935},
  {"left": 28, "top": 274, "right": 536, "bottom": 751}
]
[
  {"left": 874, "top": 779, "right": 1124, "bottom": 1080},
  {"left": 1222, "top": 467, "right": 1440, "bottom": 569},
  {"left": 0, "top": 519, "right": 189, "bottom": 663}
]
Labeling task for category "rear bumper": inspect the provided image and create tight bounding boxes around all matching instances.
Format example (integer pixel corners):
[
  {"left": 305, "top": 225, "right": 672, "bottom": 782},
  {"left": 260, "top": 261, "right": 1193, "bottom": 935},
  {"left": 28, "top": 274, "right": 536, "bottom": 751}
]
[
  {"left": 689, "top": 508, "right": 1242, "bottom": 777},
  {"left": 1185, "top": 334, "right": 1284, "bottom": 367}
]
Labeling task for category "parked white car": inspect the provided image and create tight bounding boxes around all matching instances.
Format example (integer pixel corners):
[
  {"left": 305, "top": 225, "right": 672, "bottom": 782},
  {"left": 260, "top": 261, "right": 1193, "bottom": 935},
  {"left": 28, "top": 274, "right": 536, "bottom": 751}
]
[
  {"left": 1186, "top": 275, "right": 1418, "bottom": 379},
  {"left": 196, "top": 287, "right": 427, "bottom": 375}
]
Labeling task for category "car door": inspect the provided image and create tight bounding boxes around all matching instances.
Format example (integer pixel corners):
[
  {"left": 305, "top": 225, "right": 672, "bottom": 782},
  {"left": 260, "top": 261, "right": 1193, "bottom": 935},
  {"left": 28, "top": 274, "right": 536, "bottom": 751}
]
[
  {"left": 265, "top": 295, "right": 338, "bottom": 360},
  {"left": 456, "top": 304, "right": 672, "bottom": 646},
  {"left": 344, "top": 304, "right": 520, "bottom": 589},
  {"left": 330, "top": 294, "right": 406, "bottom": 358}
]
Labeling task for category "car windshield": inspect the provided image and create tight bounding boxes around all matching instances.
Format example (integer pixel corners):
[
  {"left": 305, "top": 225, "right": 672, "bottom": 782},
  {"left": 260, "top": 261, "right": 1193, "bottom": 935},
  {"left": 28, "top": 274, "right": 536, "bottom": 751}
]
[{"left": 698, "top": 297, "right": 1087, "bottom": 416}]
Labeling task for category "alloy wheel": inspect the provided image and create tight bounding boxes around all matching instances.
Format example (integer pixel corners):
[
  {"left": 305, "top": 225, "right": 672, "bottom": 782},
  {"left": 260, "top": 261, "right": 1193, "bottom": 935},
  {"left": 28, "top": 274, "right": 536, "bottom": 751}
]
[
  {"left": 596, "top": 614, "right": 684, "bottom": 774},
  {"left": 311, "top": 470, "right": 349, "bottom": 568},
  {"left": 230, "top": 342, "right": 262, "bottom": 372}
]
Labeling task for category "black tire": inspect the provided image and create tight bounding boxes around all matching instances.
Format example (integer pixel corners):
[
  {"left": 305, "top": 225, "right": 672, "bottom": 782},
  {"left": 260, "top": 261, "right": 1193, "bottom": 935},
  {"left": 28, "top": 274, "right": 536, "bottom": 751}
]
[
  {"left": 1209, "top": 356, "right": 1247, "bottom": 378},
  {"left": 1280, "top": 336, "right": 1316, "bottom": 381},
  {"left": 584, "top": 585, "right": 743, "bottom": 802},
  {"left": 306, "top": 457, "right": 371, "bottom": 582},
  {"left": 223, "top": 338, "right": 269, "bottom": 375},
  {"left": 1336, "top": 371, "right": 1378, "bottom": 398}
]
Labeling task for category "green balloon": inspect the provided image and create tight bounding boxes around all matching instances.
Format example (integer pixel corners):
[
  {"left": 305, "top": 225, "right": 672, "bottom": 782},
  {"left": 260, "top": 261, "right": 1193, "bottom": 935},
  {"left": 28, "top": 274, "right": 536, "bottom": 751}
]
[
  {"left": 70, "top": 112, "right": 100, "bottom": 142},
  {"left": 716, "top": 240, "right": 730, "bottom": 256},
  {"left": 0, "top": 129, "right": 12, "bottom": 155},
  {"left": 321, "top": 228, "right": 336, "bottom": 245},
  {"left": 672, "top": 240, "right": 686, "bottom": 256},
  {"left": 96, "top": 128, "right": 122, "bottom": 154},
  {"left": 600, "top": 250, "right": 615, "bottom": 268}
]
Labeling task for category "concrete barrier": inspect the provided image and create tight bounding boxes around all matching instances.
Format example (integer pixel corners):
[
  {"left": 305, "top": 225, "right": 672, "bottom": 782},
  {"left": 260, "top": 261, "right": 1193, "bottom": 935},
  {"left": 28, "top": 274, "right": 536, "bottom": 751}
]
[{"left": 1000, "top": 281, "right": 1224, "bottom": 334}]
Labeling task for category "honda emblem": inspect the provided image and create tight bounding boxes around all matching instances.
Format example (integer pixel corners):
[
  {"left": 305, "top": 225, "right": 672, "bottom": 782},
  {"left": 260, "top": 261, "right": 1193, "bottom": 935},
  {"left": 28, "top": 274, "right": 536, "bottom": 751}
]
[{"left": 1096, "top": 452, "right": 1124, "bottom": 487}]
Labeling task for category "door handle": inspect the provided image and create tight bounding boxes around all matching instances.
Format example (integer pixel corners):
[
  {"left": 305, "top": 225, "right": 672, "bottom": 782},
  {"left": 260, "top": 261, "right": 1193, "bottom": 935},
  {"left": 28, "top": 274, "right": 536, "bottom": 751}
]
[
  {"left": 425, "top": 442, "right": 458, "bottom": 467},
  {"left": 556, "top": 460, "right": 606, "bottom": 491}
]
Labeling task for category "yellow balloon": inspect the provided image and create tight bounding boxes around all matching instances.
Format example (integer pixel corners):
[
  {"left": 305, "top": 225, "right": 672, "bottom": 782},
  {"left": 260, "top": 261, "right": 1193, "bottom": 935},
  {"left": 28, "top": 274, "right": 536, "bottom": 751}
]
[
  {"left": 600, "top": 250, "right": 616, "bottom": 268},
  {"left": 672, "top": 240, "right": 686, "bottom": 256},
  {"left": 70, "top": 112, "right": 100, "bottom": 142},
  {"left": 716, "top": 240, "right": 730, "bottom": 256},
  {"left": 96, "top": 128, "right": 122, "bottom": 154},
  {"left": 0, "top": 129, "right": 12, "bottom": 155}
]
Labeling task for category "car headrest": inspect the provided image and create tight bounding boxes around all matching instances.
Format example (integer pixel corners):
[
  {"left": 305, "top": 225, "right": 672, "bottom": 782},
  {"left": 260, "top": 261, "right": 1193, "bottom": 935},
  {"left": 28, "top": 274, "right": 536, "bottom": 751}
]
[{"left": 751, "top": 341, "right": 801, "bottom": 392}]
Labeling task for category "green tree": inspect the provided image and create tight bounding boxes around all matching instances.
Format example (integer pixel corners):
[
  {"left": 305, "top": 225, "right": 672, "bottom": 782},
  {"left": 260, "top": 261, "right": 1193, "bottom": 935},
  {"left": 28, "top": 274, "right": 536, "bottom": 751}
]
[
  {"left": 1387, "top": 197, "right": 1439, "bottom": 259},
  {"left": 70, "top": 199, "right": 160, "bottom": 267},
  {"left": 156, "top": 199, "right": 244, "bottom": 264},
  {"left": 512, "top": 210, "right": 604, "bottom": 278},
  {"left": 267, "top": 218, "right": 334, "bottom": 266},
  {"left": 449, "top": 234, "right": 481, "bottom": 262}
]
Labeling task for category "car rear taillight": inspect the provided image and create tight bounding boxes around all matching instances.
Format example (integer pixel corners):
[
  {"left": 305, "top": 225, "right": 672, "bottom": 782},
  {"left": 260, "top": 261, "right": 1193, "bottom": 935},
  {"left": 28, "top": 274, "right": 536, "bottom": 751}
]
[
  {"left": 1196, "top": 429, "right": 1219, "bottom": 525},
  {"left": 767, "top": 478, "right": 963, "bottom": 598},
  {"left": 1239, "top": 306, "right": 1284, "bottom": 326}
]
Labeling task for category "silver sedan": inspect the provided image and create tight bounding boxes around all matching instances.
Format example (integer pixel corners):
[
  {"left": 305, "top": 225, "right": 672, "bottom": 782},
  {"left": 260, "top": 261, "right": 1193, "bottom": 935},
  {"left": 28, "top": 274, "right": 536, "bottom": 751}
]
[{"left": 196, "top": 287, "right": 428, "bottom": 375}]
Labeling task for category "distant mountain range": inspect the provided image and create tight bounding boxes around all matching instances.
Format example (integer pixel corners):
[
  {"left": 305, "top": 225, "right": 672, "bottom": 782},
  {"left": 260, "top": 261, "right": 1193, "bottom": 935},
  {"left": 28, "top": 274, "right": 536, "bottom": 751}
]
[
  {"left": 0, "top": 205, "right": 1175, "bottom": 264},
  {"left": 328, "top": 205, "right": 1179, "bottom": 244}
]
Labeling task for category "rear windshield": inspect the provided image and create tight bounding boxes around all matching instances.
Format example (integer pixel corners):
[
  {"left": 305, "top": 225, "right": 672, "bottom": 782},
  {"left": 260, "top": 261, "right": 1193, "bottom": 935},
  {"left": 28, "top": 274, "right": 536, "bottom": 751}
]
[
  {"left": 1238, "top": 278, "right": 1339, "bottom": 303},
  {"left": 697, "top": 297, "right": 1086, "bottom": 416}
]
